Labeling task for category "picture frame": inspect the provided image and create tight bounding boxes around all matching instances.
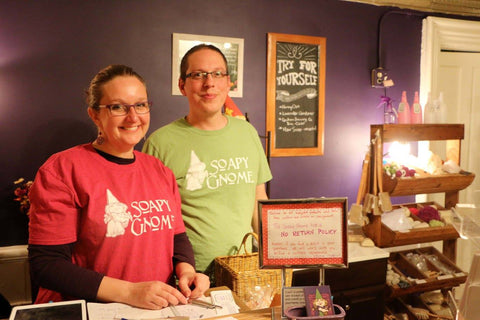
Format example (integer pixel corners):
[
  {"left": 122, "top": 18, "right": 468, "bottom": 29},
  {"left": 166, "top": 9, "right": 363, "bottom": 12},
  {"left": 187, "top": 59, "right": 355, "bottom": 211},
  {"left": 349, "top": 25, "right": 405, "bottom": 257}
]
[
  {"left": 266, "top": 33, "right": 326, "bottom": 157},
  {"left": 171, "top": 33, "right": 244, "bottom": 97},
  {"left": 257, "top": 198, "right": 348, "bottom": 269}
]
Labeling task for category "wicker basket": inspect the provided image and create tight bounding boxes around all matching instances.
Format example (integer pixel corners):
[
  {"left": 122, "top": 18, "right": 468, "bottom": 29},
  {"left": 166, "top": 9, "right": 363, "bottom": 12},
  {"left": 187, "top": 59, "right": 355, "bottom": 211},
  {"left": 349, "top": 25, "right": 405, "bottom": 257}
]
[{"left": 214, "top": 232, "right": 292, "bottom": 304}]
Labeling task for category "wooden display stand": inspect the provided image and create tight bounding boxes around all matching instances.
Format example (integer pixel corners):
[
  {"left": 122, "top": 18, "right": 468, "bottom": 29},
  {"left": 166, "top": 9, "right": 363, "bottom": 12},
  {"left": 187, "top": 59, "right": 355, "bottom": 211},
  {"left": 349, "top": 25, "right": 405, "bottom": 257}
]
[
  {"left": 362, "top": 124, "right": 475, "bottom": 298},
  {"left": 364, "top": 202, "right": 459, "bottom": 248},
  {"left": 387, "top": 247, "right": 467, "bottom": 298},
  {"left": 369, "top": 124, "right": 474, "bottom": 207},
  {"left": 363, "top": 124, "right": 475, "bottom": 257}
]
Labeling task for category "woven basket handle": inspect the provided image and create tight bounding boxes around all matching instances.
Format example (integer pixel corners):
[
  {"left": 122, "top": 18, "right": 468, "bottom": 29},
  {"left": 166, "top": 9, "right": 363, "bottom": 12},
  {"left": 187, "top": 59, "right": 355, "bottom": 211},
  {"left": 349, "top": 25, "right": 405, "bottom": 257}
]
[{"left": 236, "top": 232, "right": 259, "bottom": 255}]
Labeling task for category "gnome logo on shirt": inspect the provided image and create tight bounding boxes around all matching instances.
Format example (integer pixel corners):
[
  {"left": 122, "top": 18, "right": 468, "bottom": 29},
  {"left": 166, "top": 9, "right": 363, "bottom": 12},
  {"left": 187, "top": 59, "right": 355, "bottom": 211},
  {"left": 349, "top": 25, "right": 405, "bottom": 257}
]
[
  {"left": 185, "top": 150, "right": 255, "bottom": 191},
  {"left": 103, "top": 189, "right": 132, "bottom": 237},
  {"left": 185, "top": 150, "right": 208, "bottom": 191}
]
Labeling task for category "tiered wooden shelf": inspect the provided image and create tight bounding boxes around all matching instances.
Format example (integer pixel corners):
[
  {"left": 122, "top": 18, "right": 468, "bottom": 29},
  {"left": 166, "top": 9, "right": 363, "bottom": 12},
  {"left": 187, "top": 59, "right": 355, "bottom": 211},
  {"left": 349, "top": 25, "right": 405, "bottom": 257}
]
[
  {"left": 387, "top": 247, "right": 467, "bottom": 299},
  {"left": 371, "top": 124, "right": 474, "bottom": 209},
  {"left": 382, "top": 171, "right": 474, "bottom": 197},
  {"left": 364, "top": 202, "right": 459, "bottom": 248},
  {"left": 362, "top": 124, "right": 475, "bottom": 298}
]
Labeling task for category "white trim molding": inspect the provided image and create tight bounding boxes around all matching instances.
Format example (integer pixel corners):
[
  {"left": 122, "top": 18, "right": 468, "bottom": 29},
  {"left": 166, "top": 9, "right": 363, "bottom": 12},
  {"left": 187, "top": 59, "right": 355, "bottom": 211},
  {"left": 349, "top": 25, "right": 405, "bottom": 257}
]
[
  {"left": 345, "top": 0, "right": 480, "bottom": 17},
  {"left": 420, "top": 16, "right": 480, "bottom": 106}
]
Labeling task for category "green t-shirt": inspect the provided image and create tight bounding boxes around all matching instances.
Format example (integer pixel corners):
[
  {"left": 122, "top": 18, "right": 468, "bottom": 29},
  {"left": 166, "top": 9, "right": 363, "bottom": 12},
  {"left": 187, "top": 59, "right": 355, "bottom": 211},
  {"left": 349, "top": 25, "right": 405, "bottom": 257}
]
[{"left": 143, "top": 116, "right": 272, "bottom": 274}]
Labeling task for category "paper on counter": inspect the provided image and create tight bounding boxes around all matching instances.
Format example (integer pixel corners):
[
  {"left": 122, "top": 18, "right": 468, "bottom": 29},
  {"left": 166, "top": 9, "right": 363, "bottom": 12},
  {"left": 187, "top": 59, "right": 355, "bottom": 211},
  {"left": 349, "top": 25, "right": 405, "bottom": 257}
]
[
  {"left": 209, "top": 289, "right": 240, "bottom": 314},
  {"left": 87, "top": 295, "right": 237, "bottom": 320}
]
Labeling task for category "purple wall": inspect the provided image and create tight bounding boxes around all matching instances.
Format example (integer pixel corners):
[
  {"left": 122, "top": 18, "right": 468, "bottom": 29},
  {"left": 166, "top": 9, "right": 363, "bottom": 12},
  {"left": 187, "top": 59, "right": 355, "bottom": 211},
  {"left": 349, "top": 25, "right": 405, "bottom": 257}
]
[{"left": 0, "top": 0, "right": 471, "bottom": 245}]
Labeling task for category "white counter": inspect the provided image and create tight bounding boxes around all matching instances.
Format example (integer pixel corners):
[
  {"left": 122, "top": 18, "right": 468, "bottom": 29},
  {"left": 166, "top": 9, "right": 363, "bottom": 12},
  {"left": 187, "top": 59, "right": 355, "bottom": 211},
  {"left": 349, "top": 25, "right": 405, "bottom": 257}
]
[{"left": 347, "top": 242, "right": 390, "bottom": 263}]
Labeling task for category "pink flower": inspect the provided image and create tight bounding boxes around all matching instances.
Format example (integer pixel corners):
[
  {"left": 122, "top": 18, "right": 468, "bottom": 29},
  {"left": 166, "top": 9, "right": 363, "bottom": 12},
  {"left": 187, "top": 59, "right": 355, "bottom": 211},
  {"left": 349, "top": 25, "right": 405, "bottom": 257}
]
[{"left": 417, "top": 206, "right": 441, "bottom": 222}]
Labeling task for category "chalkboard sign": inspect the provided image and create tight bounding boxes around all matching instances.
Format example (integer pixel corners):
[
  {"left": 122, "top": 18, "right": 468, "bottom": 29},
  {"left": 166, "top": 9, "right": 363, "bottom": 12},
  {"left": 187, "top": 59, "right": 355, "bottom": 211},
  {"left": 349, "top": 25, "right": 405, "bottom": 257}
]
[
  {"left": 257, "top": 198, "right": 347, "bottom": 269},
  {"left": 267, "top": 33, "right": 326, "bottom": 157}
]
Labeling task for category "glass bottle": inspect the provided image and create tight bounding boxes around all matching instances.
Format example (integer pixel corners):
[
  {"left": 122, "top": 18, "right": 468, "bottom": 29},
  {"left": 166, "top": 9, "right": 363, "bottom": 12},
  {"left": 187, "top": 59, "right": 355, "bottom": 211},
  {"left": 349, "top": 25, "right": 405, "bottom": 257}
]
[
  {"left": 384, "top": 98, "right": 397, "bottom": 124},
  {"left": 397, "top": 91, "right": 410, "bottom": 124},
  {"left": 438, "top": 92, "right": 447, "bottom": 123},
  {"left": 410, "top": 91, "right": 423, "bottom": 124},
  {"left": 423, "top": 92, "right": 435, "bottom": 123}
]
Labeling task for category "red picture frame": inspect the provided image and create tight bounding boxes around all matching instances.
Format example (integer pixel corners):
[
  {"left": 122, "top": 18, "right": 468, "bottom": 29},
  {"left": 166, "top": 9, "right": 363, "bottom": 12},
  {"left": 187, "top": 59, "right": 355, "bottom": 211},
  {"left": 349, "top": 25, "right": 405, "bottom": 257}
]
[{"left": 258, "top": 198, "right": 347, "bottom": 268}]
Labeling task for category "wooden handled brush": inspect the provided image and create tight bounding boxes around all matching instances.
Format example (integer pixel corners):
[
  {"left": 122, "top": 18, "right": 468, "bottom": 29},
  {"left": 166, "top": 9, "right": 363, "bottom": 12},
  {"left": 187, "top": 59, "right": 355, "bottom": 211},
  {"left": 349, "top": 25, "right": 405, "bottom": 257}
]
[
  {"left": 376, "top": 129, "right": 393, "bottom": 212},
  {"left": 348, "top": 151, "right": 370, "bottom": 225}
]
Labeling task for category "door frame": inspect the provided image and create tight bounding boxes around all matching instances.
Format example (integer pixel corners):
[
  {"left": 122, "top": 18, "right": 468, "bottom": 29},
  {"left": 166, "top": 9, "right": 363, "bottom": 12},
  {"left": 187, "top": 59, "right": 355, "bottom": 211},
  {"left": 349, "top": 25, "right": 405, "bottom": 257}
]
[
  {"left": 420, "top": 17, "right": 480, "bottom": 275},
  {"left": 420, "top": 16, "right": 480, "bottom": 106},
  {"left": 419, "top": 16, "right": 480, "bottom": 204}
]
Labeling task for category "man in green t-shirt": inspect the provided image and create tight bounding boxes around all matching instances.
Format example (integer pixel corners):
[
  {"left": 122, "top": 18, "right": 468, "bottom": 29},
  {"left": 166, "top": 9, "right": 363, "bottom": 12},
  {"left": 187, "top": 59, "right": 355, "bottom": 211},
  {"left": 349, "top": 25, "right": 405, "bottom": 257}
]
[{"left": 143, "top": 44, "right": 272, "bottom": 282}]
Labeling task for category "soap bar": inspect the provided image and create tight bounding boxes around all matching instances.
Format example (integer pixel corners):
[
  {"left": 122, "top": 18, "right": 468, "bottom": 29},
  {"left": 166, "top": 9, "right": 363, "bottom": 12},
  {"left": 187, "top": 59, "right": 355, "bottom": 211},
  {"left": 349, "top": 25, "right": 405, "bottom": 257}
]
[
  {"left": 360, "top": 237, "right": 375, "bottom": 247},
  {"left": 348, "top": 234, "right": 365, "bottom": 242}
]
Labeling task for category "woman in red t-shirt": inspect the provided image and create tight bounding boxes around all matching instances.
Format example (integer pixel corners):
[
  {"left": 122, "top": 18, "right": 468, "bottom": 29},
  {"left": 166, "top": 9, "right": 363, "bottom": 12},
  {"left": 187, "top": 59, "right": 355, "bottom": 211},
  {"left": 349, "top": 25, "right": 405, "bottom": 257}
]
[{"left": 28, "top": 64, "right": 209, "bottom": 309}]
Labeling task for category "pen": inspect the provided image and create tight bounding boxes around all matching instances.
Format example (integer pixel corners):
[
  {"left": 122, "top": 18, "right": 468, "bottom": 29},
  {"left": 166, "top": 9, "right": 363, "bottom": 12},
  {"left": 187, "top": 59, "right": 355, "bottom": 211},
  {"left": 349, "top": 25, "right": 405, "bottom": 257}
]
[
  {"left": 115, "top": 317, "right": 188, "bottom": 320},
  {"left": 189, "top": 298, "right": 223, "bottom": 309},
  {"left": 116, "top": 318, "right": 167, "bottom": 320}
]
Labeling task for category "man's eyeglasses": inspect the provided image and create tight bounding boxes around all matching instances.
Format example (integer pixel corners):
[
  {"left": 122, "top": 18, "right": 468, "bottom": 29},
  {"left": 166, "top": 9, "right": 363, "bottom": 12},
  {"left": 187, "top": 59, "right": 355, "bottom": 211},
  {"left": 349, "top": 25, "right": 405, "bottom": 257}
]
[
  {"left": 185, "top": 71, "right": 229, "bottom": 81},
  {"left": 97, "top": 102, "right": 152, "bottom": 116}
]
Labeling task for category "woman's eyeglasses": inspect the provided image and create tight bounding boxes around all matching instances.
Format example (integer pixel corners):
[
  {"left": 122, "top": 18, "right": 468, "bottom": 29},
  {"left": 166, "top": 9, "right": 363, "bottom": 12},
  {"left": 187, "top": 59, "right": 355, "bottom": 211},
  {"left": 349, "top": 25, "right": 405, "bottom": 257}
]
[{"left": 97, "top": 102, "right": 152, "bottom": 116}]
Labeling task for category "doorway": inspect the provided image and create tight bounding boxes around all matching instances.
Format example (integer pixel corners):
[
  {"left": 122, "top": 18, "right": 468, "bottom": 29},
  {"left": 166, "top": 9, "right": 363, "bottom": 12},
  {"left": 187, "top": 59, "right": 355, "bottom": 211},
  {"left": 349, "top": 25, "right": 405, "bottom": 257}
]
[{"left": 420, "top": 16, "right": 480, "bottom": 292}]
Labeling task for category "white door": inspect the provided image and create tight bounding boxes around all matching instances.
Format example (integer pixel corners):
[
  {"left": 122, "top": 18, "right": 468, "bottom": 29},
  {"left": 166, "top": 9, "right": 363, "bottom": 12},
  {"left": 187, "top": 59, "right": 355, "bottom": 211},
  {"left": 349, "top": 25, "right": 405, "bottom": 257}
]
[
  {"left": 425, "top": 52, "right": 480, "bottom": 286},
  {"left": 437, "top": 51, "right": 480, "bottom": 205}
]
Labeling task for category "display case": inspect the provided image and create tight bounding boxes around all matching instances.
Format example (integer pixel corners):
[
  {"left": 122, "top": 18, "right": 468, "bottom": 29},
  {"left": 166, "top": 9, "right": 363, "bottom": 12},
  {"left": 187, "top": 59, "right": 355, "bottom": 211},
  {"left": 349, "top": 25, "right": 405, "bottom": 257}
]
[
  {"left": 451, "top": 205, "right": 480, "bottom": 247},
  {"left": 451, "top": 206, "right": 480, "bottom": 319}
]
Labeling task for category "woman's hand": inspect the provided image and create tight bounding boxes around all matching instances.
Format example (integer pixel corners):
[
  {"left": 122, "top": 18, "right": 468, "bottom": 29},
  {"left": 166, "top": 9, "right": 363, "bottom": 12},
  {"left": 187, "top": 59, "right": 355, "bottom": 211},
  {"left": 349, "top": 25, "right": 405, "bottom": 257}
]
[
  {"left": 97, "top": 277, "right": 188, "bottom": 310},
  {"left": 126, "top": 280, "right": 188, "bottom": 310},
  {"left": 175, "top": 262, "right": 210, "bottom": 299},
  {"left": 177, "top": 271, "right": 210, "bottom": 299}
]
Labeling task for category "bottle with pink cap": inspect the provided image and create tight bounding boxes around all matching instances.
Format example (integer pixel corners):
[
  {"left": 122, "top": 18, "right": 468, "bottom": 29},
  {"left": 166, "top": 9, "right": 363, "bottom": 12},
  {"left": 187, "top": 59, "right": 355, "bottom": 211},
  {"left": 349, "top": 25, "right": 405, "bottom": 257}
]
[
  {"left": 410, "top": 91, "right": 423, "bottom": 124},
  {"left": 397, "top": 91, "right": 410, "bottom": 124}
]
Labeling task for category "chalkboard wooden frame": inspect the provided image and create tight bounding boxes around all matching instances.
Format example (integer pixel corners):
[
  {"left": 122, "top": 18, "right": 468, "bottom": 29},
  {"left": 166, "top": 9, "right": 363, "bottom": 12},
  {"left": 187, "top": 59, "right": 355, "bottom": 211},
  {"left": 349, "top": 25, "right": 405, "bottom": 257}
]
[
  {"left": 257, "top": 198, "right": 348, "bottom": 269},
  {"left": 266, "top": 33, "right": 326, "bottom": 157}
]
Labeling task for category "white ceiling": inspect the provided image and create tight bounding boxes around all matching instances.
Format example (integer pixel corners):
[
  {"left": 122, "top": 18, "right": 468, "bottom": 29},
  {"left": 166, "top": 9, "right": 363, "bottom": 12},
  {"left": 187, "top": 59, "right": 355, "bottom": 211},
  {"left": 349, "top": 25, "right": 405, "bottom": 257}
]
[{"left": 344, "top": 0, "right": 480, "bottom": 17}]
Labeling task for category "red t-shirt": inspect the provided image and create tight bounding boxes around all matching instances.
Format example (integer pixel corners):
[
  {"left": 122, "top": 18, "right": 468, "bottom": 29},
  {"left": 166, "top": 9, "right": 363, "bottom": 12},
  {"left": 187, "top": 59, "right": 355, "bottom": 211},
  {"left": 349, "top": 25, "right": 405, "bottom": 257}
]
[{"left": 29, "top": 144, "right": 185, "bottom": 303}]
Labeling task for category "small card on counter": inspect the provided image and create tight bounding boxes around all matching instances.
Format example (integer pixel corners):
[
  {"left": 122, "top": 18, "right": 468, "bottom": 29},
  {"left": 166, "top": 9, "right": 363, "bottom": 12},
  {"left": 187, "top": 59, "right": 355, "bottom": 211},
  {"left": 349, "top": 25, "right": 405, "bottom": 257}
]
[
  {"left": 282, "top": 285, "right": 334, "bottom": 317},
  {"left": 304, "top": 286, "right": 334, "bottom": 316}
]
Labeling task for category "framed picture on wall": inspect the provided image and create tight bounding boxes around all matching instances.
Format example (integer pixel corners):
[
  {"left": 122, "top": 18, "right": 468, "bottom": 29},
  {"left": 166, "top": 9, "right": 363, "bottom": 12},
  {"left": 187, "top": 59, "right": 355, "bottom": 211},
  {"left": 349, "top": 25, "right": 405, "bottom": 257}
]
[{"left": 171, "top": 33, "right": 244, "bottom": 97}]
